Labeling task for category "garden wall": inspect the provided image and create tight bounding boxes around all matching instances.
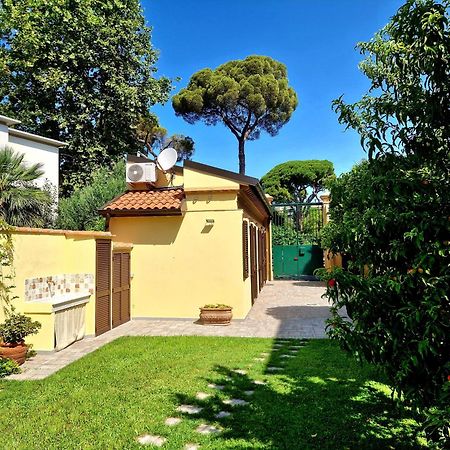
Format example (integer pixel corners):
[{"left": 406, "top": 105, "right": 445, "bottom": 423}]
[{"left": 1, "top": 228, "right": 112, "bottom": 350}]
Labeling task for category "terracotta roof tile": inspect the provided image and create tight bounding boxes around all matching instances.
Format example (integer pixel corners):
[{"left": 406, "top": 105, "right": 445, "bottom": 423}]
[{"left": 101, "top": 188, "right": 184, "bottom": 215}]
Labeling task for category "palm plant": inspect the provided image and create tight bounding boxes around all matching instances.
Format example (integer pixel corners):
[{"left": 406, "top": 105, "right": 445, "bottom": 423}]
[{"left": 0, "top": 147, "right": 52, "bottom": 227}]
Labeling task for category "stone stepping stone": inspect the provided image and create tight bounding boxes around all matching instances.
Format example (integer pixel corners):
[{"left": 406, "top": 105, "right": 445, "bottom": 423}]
[
  {"left": 253, "top": 380, "right": 267, "bottom": 385},
  {"left": 232, "top": 369, "right": 247, "bottom": 375},
  {"left": 260, "top": 352, "right": 269, "bottom": 356},
  {"left": 165, "top": 417, "right": 181, "bottom": 426},
  {"left": 196, "top": 424, "right": 221, "bottom": 435},
  {"left": 185, "top": 445, "right": 200, "bottom": 450},
  {"left": 253, "top": 357, "right": 265, "bottom": 361},
  {"left": 195, "top": 392, "right": 211, "bottom": 400},
  {"left": 177, "top": 404, "right": 203, "bottom": 414},
  {"left": 215, "top": 411, "right": 232, "bottom": 418},
  {"left": 244, "top": 390, "right": 255, "bottom": 396},
  {"left": 267, "top": 366, "right": 283, "bottom": 372},
  {"left": 222, "top": 398, "right": 249, "bottom": 406},
  {"left": 290, "top": 346, "right": 303, "bottom": 349},
  {"left": 280, "top": 354, "right": 295, "bottom": 358},
  {"left": 207, "top": 383, "right": 224, "bottom": 390},
  {"left": 137, "top": 434, "right": 166, "bottom": 446},
  {"left": 290, "top": 350, "right": 299, "bottom": 354}
]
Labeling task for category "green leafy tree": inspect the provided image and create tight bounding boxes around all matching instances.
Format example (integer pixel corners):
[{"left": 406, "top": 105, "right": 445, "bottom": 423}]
[
  {"left": 172, "top": 55, "right": 298, "bottom": 174},
  {"left": 56, "top": 160, "right": 126, "bottom": 231},
  {"left": 320, "top": 0, "right": 450, "bottom": 445},
  {"left": 0, "top": 147, "right": 51, "bottom": 227},
  {"left": 136, "top": 113, "right": 195, "bottom": 162},
  {"left": 0, "top": 0, "right": 172, "bottom": 193},
  {"left": 261, "top": 160, "right": 334, "bottom": 203}
]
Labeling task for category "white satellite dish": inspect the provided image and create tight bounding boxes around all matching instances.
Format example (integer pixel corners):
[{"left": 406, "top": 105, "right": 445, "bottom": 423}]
[{"left": 157, "top": 147, "right": 178, "bottom": 171}]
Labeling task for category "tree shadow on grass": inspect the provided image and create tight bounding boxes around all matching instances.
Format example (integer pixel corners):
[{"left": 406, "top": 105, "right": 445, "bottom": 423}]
[{"left": 174, "top": 340, "right": 427, "bottom": 449}]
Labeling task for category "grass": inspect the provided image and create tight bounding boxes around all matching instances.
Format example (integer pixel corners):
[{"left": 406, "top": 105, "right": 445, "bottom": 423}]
[{"left": 0, "top": 337, "right": 427, "bottom": 449}]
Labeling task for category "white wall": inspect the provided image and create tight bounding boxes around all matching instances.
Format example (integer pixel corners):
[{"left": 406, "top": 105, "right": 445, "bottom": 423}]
[
  {"left": 0, "top": 123, "right": 9, "bottom": 148},
  {"left": 8, "top": 135, "right": 59, "bottom": 193},
  {"left": 8, "top": 135, "right": 59, "bottom": 195}
]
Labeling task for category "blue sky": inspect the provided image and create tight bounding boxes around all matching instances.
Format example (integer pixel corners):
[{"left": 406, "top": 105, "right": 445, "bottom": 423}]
[{"left": 143, "top": 0, "right": 404, "bottom": 178}]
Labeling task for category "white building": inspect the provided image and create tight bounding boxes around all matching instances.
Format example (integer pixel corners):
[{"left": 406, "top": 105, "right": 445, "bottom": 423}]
[{"left": 0, "top": 115, "right": 66, "bottom": 197}]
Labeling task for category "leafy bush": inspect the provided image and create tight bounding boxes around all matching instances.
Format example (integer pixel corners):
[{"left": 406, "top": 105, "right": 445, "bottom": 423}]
[
  {"left": 272, "top": 207, "right": 322, "bottom": 246},
  {"left": 0, "top": 357, "right": 20, "bottom": 378},
  {"left": 0, "top": 313, "right": 41, "bottom": 344},
  {"left": 202, "top": 304, "right": 231, "bottom": 309},
  {"left": 272, "top": 225, "right": 298, "bottom": 246},
  {"left": 320, "top": 0, "right": 450, "bottom": 446},
  {"left": 56, "top": 160, "right": 126, "bottom": 231}
]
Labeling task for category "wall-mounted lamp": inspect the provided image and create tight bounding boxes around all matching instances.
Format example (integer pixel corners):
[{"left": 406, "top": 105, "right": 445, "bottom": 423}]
[{"left": 205, "top": 218, "right": 215, "bottom": 226}]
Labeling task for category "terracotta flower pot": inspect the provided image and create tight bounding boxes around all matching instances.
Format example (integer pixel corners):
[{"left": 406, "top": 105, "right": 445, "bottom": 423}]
[
  {"left": 199, "top": 307, "right": 233, "bottom": 326},
  {"left": 0, "top": 341, "right": 27, "bottom": 365}
]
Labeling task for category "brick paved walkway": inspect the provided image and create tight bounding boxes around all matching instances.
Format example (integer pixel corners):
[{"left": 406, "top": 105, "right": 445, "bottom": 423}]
[{"left": 7, "top": 280, "right": 329, "bottom": 380}]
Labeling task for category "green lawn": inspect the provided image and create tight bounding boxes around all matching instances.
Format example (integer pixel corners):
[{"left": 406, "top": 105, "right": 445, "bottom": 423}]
[{"left": 0, "top": 337, "right": 427, "bottom": 449}]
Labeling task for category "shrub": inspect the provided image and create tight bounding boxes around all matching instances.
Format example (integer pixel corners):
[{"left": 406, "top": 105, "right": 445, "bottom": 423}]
[
  {"left": 202, "top": 304, "right": 231, "bottom": 309},
  {"left": 56, "top": 159, "right": 126, "bottom": 231},
  {"left": 320, "top": 0, "right": 450, "bottom": 445},
  {"left": 0, "top": 357, "right": 20, "bottom": 378},
  {"left": 0, "top": 313, "right": 41, "bottom": 344}
]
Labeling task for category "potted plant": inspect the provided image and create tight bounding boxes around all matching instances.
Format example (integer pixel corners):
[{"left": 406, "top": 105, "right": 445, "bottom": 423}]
[
  {"left": 199, "top": 304, "right": 233, "bottom": 326},
  {"left": 0, "top": 313, "right": 41, "bottom": 365}
]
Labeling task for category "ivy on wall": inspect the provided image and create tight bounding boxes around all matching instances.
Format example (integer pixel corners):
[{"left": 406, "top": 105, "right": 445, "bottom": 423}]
[{"left": 0, "top": 219, "right": 17, "bottom": 316}]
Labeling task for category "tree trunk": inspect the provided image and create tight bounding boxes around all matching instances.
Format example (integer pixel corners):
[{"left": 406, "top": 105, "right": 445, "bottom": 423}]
[{"left": 238, "top": 138, "right": 245, "bottom": 174}]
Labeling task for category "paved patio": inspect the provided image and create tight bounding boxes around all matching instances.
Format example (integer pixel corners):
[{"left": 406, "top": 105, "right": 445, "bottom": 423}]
[{"left": 7, "top": 280, "right": 330, "bottom": 380}]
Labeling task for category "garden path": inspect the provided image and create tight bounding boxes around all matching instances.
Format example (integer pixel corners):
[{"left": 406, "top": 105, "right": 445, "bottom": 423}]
[{"left": 7, "top": 280, "right": 330, "bottom": 380}]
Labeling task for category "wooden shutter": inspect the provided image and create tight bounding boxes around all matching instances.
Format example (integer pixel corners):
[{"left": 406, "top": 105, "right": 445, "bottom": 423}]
[
  {"left": 112, "top": 253, "right": 121, "bottom": 328},
  {"left": 112, "top": 252, "right": 131, "bottom": 328},
  {"left": 250, "top": 225, "right": 258, "bottom": 303},
  {"left": 258, "top": 229, "right": 264, "bottom": 291},
  {"left": 96, "top": 239, "right": 111, "bottom": 336},
  {"left": 242, "top": 221, "right": 249, "bottom": 279},
  {"left": 121, "top": 252, "right": 131, "bottom": 323},
  {"left": 262, "top": 230, "right": 267, "bottom": 284}
]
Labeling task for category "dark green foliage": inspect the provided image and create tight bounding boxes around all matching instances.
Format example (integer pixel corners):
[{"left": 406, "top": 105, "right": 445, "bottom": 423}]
[
  {"left": 56, "top": 160, "right": 126, "bottom": 231},
  {"left": 321, "top": 0, "right": 450, "bottom": 445},
  {"left": 0, "top": 313, "right": 41, "bottom": 344},
  {"left": 261, "top": 160, "right": 334, "bottom": 202},
  {"left": 0, "top": 147, "right": 52, "bottom": 227},
  {"left": 136, "top": 112, "right": 195, "bottom": 162},
  {"left": 0, "top": 357, "right": 20, "bottom": 378},
  {"left": 272, "top": 207, "right": 322, "bottom": 245},
  {"left": 173, "top": 55, "right": 298, "bottom": 174},
  {"left": 272, "top": 225, "right": 298, "bottom": 246},
  {"left": 0, "top": 0, "right": 172, "bottom": 193}
]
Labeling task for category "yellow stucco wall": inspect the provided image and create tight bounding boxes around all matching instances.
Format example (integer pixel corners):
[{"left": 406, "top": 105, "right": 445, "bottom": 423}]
[
  {"left": 109, "top": 209, "right": 251, "bottom": 319},
  {"left": 183, "top": 167, "right": 240, "bottom": 190},
  {"left": 1, "top": 230, "right": 105, "bottom": 351},
  {"left": 109, "top": 165, "right": 271, "bottom": 320}
]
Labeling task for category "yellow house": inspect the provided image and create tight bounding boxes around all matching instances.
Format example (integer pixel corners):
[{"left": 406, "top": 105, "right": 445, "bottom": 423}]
[
  {"left": 2, "top": 160, "right": 272, "bottom": 351},
  {"left": 100, "top": 160, "right": 272, "bottom": 323}
]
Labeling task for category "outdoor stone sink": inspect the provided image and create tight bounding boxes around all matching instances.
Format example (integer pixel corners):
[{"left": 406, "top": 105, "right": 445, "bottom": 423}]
[{"left": 28, "top": 292, "right": 91, "bottom": 312}]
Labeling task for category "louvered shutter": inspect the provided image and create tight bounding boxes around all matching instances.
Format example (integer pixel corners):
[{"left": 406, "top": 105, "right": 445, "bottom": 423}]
[
  {"left": 242, "top": 221, "right": 249, "bottom": 279},
  {"left": 96, "top": 239, "right": 111, "bottom": 336}
]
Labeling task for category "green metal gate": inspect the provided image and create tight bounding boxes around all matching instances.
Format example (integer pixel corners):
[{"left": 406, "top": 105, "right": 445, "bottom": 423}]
[{"left": 272, "top": 202, "right": 324, "bottom": 279}]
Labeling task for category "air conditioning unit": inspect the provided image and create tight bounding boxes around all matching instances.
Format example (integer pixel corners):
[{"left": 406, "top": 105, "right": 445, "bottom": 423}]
[{"left": 126, "top": 162, "right": 157, "bottom": 183}]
